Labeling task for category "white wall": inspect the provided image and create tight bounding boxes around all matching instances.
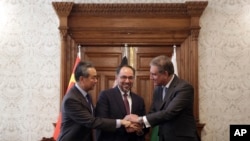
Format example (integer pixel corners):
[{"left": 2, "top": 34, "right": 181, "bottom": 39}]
[
  {"left": 0, "top": 0, "right": 250, "bottom": 141},
  {"left": 199, "top": 0, "right": 250, "bottom": 140}
]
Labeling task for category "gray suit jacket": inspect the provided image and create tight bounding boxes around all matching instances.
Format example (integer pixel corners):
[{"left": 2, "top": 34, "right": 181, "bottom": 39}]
[
  {"left": 95, "top": 86, "right": 148, "bottom": 141},
  {"left": 147, "top": 75, "right": 199, "bottom": 141},
  {"left": 57, "top": 85, "right": 116, "bottom": 141}
]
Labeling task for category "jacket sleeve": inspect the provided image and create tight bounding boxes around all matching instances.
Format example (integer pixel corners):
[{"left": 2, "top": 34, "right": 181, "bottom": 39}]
[
  {"left": 146, "top": 82, "right": 194, "bottom": 127},
  {"left": 63, "top": 93, "right": 116, "bottom": 132}
]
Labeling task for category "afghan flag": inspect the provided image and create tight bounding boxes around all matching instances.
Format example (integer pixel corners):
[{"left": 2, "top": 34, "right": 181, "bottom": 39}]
[{"left": 53, "top": 56, "right": 81, "bottom": 140}]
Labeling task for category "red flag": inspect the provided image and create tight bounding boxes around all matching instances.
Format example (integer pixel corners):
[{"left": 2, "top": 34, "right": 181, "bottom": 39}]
[{"left": 53, "top": 56, "right": 81, "bottom": 140}]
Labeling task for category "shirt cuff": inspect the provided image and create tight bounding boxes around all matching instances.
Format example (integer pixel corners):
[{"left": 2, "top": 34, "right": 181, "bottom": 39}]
[
  {"left": 142, "top": 116, "right": 151, "bottom": 128},
  {"left": 116, "top": 119, "right": 121, "bottom": 128}
]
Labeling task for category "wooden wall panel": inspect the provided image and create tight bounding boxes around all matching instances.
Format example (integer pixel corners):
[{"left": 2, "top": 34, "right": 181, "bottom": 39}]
[
  {"left": 91, "top": 72, "right": 115, "bottom": 104},
  {"left": 68, "top": 17, "right": 190, "bottom": 29},
  {"left": 136, "top": 75, "right": 153, "bottom": 113},
  {"left": 83, "top": 47, "right": 123, "bottom": 104},
  {"left": 85, "top": 53, "right": 122, "bottom": 70}
]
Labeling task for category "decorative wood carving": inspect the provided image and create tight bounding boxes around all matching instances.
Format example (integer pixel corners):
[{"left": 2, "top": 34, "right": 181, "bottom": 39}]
[
  {"left": 52, "top": 2, "right": 73, "bottom": 17},
  {"left": 70, "top": 3, "right": 188, "bottom": 16},
  {"left": 191, "top": 29, "right": 200, "bottom": 41},
  {"left": 186, "top": 1, "right": 208, "bottom": 16},
  {"left": 52, "top": 1, "right": 208, "bottom": 140}
]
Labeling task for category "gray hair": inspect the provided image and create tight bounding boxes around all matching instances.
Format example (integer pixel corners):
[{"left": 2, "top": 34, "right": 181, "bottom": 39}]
[{"left": 150, "top": 55, "right": 174, "bottom": 75}]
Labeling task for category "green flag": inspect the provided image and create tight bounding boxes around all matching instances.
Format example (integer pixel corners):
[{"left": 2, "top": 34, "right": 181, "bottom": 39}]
[{"left": 150, "top": 126, "right": 159, "bottom": 141}]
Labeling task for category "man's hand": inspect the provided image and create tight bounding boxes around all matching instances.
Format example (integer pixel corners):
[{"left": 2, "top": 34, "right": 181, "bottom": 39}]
[
  {"left": 125, "top": 122, "right": 143, "bottom": 133},
  {"left": 124, "top": 114, "right": 139, "bottom": 123},
  {"left": 124, "top": 114, "right": 144, "bottom": 134},
  {"left": 120, "top": 119, "right": 131, "bottom": 128}
]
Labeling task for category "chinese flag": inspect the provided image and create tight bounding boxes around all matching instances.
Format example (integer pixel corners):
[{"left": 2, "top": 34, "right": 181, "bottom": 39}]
[{"left": 53, "top": 56, "right": 81, "bottom": 140}]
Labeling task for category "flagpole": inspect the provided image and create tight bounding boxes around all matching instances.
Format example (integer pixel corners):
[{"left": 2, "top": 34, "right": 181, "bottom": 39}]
[
  {"left": 78, "top": 44, "right": 81, "bottom": 59},
  {"left": 172, "top": 44, "right": 178, "bottom": 76},
  {"left": 124, "top": 43, "right": 128, "bottom": 57}
]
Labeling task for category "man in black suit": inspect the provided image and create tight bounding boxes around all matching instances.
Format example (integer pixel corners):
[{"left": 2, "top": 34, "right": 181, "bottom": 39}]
[
  {"left": 126, "top": 55, "right": 200, "bottom": 141},
  {"left": 95, "top": 64, "right": 148, "bottom": 141},
  {"left": 57, "top": 61, "right": 132, "bottom": 141}
]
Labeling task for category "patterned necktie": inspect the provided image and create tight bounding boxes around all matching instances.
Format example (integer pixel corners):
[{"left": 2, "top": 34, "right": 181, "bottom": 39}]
[{"left": 123, "top": 93, "right": 130, "bottom": 114}]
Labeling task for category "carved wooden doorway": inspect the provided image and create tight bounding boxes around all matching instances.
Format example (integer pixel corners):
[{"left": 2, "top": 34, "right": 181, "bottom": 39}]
[{"left": 52, "top": 1, "right": 208, "bottom": 140}]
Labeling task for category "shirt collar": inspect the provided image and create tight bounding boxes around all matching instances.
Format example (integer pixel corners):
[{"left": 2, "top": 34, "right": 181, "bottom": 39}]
[
  {"left": 75, "top": 83, "right": 88, "bottom": 97},
  {"left": 117, "top": 86, "right": 130, "bottom": 96},
  {"left": 164, "top": 74, "right": 175, "bottom": 88}
]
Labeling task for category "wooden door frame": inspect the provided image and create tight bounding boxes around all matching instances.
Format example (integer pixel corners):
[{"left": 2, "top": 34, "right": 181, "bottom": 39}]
[{"left": 53, "top": 1, "right": 208, "bottom": 137}]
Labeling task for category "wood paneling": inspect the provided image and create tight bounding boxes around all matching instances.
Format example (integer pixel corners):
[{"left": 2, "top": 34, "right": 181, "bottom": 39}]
[{"left": 83, "top": 47, "right": 123, "bottom": 104}]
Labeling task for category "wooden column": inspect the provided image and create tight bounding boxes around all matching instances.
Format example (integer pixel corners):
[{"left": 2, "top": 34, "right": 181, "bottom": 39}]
[
  {"left": 52, "top": 2, "right": 74, "bottom": 103},
  {"left": 186, "top": 1, "right": 207, "bottom": 136}
]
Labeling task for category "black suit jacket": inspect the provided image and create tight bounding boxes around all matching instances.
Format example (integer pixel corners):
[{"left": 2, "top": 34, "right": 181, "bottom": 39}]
[
  {"left": 57, "top": 85, "right": 116, "bottom": 141},
  {"left": 95, "top": 86, "right": 148, "bottom": 141},
  {"left": 147, "top": 75, "right": 199, "bottom": 141}
]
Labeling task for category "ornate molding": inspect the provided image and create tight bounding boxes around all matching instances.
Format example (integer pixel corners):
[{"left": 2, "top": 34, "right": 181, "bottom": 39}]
[
  {"left": 186, "top": 1, "right": 208, "bottom": 17},
  {"left": 59, "top": 27, "right": 69, "bottom": 40},
  {"left": 191, "top": 29, "right": 200, "bottom": 41},
  {"left": 52, "top": 2, "right": 74, "bottom": 17},
  {"left": 70, "top": 3, "right": 189, "bottom": 16},
  {"left": 68, "top": 2, "right": 208, "bottom": 17}
]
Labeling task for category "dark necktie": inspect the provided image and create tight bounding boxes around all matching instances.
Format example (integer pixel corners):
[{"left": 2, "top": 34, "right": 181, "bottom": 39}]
[
  {"left": 123, "top": 93, "right": 130, "bottom": 114},
  {"left": 86, "top": 94, "right": 93, "bottom": 113}
]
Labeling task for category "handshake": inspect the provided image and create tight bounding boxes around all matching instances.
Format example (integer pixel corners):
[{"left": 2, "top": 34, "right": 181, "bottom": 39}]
[{"left": 121, "top": 114, "right": 144, "bottom": 135}]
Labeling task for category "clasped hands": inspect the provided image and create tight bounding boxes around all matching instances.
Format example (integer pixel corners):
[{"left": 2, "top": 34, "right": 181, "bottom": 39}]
[{"left": 123, "top": 114, "right": 143, "bottom": 134}]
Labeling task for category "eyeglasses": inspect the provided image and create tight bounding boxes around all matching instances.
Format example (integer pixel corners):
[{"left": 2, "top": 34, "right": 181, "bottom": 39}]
[{"left": 119, "top": 75, "right": 134, "bottom": 80}]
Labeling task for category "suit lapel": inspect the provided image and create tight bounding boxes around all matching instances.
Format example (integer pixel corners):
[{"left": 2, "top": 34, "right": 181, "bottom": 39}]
[
  {"left": 160, "top": 76, "right": 179, "bottom": 110},
  {"left": 73, "top": 86, "right": 93, "bottom": 113},
  {"left": 130, "top": 92, "right": 137, "bottom": 114},
  {"left": 114, "top": 87, "right": 128, "bottom": 115}
]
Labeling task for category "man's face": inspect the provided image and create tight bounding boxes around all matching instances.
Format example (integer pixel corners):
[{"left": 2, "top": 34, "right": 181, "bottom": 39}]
[
  {"left": 150, "top": 65, "right": 168, "bottom": 86},
  {"left": 80, "top": 67, "right": 98, "bottom": 92},
  {"left": 117, "top": 67, "right": 134, "bottom": 93}
]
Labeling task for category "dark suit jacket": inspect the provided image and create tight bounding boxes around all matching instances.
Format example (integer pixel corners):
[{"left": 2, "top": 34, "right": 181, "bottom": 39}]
[
  {"left": 57, "top": 85, "right": 116, "bottom": 141},
  {"left": 147, "top": 75, "right": 199, "bottom": 141},
  {"left": 95, "top": 86, "right": 148, "bottom": 141}
]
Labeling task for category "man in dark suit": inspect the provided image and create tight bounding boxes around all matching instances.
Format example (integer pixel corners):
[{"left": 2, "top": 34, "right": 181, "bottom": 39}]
[
  {"left": 95, "top": 64, "right": 148, "bottom": 141},
  {"left": 57, "top": 61, "right": 132, "bottom": 141},
  {"left": 126, "top": 55, "right": 200, "bottom": 141}
]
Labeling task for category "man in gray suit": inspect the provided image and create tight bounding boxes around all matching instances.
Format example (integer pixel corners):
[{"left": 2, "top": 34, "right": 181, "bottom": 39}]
[
  {"left": 126, "top": 55, "right": 200, "bottom": 141},
  {"left": 57, "top": 61, "right": 132, "bottom": 141}
]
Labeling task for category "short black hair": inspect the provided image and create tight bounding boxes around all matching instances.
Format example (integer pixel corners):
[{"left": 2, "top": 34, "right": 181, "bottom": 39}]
[
  {"left": 74, "top": 61, "right": 95, "bottom": 81},
  {"left": 116, "top": 64, "right": 135, "bottom": 76}
]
